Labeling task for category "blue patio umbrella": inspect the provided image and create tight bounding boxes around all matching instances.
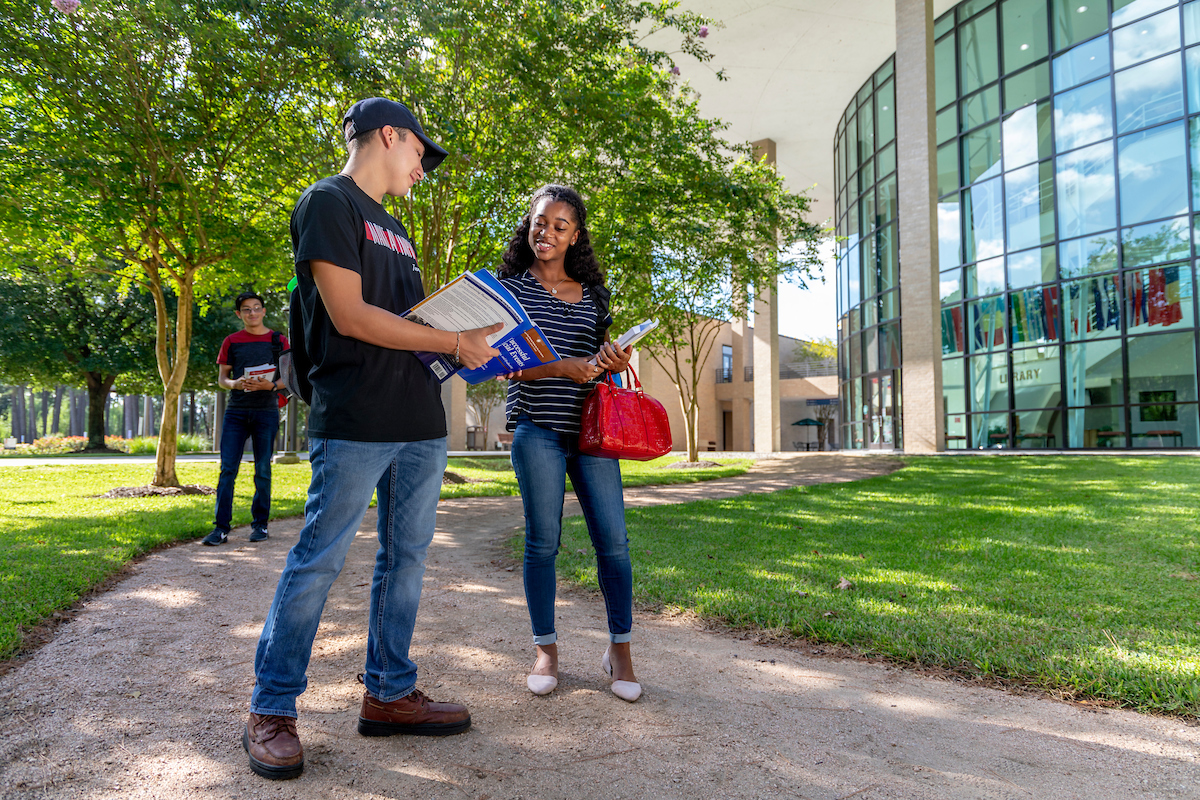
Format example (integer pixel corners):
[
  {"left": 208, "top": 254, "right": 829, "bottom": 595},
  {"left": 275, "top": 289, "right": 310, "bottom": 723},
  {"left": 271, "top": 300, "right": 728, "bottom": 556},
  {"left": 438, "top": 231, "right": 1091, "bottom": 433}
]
[{"left": 792, "top": 417, "right": 822, "bottom": 449}]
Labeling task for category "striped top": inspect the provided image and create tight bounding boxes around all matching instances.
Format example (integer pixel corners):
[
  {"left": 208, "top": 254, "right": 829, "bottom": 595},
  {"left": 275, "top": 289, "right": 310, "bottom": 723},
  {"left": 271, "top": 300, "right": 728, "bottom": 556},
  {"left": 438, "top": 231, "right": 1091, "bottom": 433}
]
[{"left": 501, "top": 272, "right": 610, "bottom": 434}]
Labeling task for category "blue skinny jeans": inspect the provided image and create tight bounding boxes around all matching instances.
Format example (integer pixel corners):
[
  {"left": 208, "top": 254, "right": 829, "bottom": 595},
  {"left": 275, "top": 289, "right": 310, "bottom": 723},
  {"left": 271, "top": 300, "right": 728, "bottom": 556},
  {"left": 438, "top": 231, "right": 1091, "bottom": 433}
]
[
  {"left": 510, "top": 419, "right": 632, "bottom": 646},
  {"left": 214, "top": 406, "right": 279, "bottom": 534}
]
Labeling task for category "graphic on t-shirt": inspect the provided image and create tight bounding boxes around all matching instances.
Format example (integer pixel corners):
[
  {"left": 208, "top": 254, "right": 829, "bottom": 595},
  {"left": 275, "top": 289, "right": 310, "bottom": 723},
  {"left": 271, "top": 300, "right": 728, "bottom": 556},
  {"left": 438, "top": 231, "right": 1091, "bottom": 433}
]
[{"left": 364, "top": 221, "right": 417, "bottom": 260}]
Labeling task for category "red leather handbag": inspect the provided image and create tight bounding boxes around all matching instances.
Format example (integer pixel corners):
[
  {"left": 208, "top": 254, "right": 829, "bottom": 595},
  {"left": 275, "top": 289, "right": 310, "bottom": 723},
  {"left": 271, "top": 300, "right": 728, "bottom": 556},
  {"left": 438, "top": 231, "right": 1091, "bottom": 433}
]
[{"left": 579, "top": 366, "right": 672, "bottom": 460}]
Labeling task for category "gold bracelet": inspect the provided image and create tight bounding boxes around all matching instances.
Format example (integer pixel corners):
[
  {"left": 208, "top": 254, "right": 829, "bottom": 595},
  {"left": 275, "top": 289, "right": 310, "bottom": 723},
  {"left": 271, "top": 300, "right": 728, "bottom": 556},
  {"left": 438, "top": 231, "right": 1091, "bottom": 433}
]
[{"left": 454, "top": 331, "right": 461, "bottom": 364}]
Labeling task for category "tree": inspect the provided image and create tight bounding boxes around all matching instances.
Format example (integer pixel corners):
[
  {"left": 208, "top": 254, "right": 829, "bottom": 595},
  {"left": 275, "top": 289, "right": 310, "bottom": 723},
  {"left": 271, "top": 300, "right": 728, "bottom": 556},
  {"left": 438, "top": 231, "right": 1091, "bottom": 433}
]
[
  {"left": 0, "top": 265, "right": 158, "bottom": 449},
  {"left": 465, "top": 379, "right": 506, "bottom": 448},
  {"left": 793, "top": 336, "right": 837, "bottom": 363},
  {"left": 815, "top": 402, "right": 837, "bottom": 451},
  {"left": 0, "top": 0, "right": 364, "bottom": 485}
]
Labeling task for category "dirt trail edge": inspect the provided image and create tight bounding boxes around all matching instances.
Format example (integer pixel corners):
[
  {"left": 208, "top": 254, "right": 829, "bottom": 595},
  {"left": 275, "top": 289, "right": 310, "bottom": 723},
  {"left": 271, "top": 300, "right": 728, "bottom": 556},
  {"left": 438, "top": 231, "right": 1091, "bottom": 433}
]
[{"left": 1, "top": 454, "right": 1197, "bottom": 799}]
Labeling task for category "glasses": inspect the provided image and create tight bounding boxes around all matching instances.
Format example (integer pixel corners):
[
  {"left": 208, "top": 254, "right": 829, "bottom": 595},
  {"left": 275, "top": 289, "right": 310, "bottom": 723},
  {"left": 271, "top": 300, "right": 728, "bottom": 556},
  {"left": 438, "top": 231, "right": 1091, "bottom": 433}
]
[{"left": 240, "top": 305, "right": 265, "bottom": 314}]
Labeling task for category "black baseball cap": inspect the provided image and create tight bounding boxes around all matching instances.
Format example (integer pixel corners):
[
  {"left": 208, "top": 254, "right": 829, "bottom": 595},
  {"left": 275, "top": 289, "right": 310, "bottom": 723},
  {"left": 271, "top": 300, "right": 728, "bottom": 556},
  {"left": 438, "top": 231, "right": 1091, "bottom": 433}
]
[{"left": 343, "top": 98, "right": 449, "bottom": 174}]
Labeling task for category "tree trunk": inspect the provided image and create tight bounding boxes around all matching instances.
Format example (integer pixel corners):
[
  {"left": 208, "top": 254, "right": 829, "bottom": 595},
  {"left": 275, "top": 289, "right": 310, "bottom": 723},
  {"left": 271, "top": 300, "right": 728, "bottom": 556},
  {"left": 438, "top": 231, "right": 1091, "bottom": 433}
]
[
  {"left": 52, "top": 385, "right": 64, "bottom": 435},
  {"left": 27, "top": 386, "right": 37, "bottom": 443},
  {"left": 39, "top": 389, "right": 49, "bottom": 437},
  {"left": 12, "top": 386, "right": 24, "bottom": 441},
  {"left": 83, "top": 372, "right": 115, "bottom": 449}
]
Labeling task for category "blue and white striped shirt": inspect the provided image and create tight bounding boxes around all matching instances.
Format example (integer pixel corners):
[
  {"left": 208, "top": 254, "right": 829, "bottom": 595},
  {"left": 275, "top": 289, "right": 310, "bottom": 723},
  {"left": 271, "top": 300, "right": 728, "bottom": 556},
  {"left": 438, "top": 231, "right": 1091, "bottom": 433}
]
[{"left": 501, "top": 272, "right": 610, "bottom": 434}]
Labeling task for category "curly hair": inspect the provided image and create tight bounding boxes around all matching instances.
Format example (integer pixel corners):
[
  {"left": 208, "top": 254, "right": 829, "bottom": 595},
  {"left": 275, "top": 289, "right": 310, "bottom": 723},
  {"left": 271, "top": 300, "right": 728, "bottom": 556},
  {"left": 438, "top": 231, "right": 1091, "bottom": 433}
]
[{"left": 499, "top": 184, "right": 605, "bottom": 287}]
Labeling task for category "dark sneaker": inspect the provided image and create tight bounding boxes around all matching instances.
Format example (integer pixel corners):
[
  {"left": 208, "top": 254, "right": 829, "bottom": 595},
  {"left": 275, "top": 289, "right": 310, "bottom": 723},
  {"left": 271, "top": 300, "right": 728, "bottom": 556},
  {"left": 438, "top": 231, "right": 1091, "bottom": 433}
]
[
  {"left": 249, "top": 528, "right": 269, "bottom": 542},
  {"left": 243, "top": 712, "right": 303, "bottom": 780},
  {"left": 202, "top": 529, "right": 228, "bottom": 546},
  {"left": 357, "top": 678, "right": 471, "bottom": 737}
]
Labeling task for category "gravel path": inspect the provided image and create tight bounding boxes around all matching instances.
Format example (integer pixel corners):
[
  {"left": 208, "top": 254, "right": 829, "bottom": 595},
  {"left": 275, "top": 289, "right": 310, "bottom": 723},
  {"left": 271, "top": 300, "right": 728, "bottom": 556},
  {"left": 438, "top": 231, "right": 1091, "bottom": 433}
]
[{"left": 1, "top": 453, "right": 1197, "bottom": 799}]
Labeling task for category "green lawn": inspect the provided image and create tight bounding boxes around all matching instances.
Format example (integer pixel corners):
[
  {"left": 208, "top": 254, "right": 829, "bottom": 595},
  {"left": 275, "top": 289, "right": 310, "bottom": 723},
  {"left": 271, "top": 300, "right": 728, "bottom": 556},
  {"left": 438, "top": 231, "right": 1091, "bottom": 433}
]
[
  {"left": 547, "top": 456, "right": 1200, "bottom": 717},
  {"left": 0, "top": 455, "right": 749, "bottom": 660}
]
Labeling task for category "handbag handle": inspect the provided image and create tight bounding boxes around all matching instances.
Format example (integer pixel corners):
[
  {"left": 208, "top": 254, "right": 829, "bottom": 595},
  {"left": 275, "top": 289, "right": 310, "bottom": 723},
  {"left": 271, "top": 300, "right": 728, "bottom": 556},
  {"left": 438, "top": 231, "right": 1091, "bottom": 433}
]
[{"left": 602, "top": 364, "right": 642, "bottom": 392}]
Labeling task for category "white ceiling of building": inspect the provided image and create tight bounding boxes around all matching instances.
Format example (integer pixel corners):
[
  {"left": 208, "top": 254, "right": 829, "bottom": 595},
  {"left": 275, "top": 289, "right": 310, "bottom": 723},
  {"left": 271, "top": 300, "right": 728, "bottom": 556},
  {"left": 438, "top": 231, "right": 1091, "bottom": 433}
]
[{"left": 671, "top": 0, "right": 959, "bottom": 223}]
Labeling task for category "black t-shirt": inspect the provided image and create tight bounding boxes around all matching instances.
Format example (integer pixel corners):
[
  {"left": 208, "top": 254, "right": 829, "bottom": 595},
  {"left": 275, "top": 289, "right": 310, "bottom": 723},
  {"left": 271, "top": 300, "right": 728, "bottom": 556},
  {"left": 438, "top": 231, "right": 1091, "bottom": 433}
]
[
  {"left": 217, "top": 329, "right": 289, "bottom": 410},
  {"left": 290, "top": 174, "right": 445, "bottom": 442}
]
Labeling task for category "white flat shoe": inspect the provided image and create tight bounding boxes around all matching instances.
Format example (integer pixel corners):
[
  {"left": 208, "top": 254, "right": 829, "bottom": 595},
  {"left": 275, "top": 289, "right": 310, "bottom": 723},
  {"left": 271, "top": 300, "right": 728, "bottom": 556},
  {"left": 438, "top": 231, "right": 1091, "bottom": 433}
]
[
  {"left": 601, "top": 649, "right": 642, "bottom": 703},
  {"left": 527, "top": 674, "right": 558, "bottom": 696}
]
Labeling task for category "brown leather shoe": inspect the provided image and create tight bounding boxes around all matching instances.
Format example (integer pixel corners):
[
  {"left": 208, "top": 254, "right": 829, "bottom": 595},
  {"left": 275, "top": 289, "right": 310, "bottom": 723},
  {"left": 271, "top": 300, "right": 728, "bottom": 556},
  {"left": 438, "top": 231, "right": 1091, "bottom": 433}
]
[
  {"left": 358, "top": 683, "right": 471, "bottom": 737},
  {"left": 243, "top": 712, "right": 304, "bottom": 780}
]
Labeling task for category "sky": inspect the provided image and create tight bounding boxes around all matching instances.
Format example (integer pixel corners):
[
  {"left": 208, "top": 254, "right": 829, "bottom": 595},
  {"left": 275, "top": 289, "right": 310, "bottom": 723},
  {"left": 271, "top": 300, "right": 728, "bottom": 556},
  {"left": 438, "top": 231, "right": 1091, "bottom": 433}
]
[{"left": 775, "top": 240, "right": 838, "bottom": 344}]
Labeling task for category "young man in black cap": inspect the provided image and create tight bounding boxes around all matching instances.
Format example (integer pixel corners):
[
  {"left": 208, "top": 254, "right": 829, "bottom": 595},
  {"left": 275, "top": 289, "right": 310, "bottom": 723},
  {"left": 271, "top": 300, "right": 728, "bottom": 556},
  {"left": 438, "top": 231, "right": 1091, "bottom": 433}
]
[
  {"left": 244, "top": 98, "right": 502, "bottom": 781},
  {"left": 204, "top": 290, "right": 288, "bottom": 546}
]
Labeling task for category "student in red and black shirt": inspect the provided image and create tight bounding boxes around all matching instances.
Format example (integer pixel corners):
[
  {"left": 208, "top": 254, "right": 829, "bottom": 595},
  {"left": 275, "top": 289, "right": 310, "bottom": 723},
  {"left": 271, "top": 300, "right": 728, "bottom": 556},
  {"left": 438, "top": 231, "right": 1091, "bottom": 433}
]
[{"left": 203, "top": 291, "right": 289, "bottom": 546}]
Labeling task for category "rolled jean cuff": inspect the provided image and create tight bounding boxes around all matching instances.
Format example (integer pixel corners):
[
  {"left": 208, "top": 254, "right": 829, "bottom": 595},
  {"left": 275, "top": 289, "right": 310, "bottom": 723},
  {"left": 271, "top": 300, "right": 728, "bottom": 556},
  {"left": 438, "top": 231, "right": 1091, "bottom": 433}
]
[
  {"left": 609, "top": 631, "right": 632, "bottom": 644},
  {"left": 249, "top": 705, "right": 298, "bottom": 720},
  {"left": 533, "top": 631, "right": 557, "bottom": 646}
]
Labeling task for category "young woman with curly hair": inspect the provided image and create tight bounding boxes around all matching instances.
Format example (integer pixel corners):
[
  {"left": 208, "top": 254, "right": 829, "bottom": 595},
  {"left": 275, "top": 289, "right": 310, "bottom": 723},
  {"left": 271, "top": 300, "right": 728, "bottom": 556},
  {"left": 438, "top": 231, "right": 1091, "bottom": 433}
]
[{"left": 498, "top": 184, "right": 641, "bottom": 702}]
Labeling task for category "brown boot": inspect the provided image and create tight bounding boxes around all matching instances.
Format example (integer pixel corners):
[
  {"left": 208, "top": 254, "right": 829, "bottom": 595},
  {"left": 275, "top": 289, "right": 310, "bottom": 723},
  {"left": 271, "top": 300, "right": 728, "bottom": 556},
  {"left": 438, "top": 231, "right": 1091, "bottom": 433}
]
[
  {"left": 358, "top": 682, "right": 471, "bottom": 737},
  {"left": 243, "top": 712, "right": 304, "bottom": 780}
]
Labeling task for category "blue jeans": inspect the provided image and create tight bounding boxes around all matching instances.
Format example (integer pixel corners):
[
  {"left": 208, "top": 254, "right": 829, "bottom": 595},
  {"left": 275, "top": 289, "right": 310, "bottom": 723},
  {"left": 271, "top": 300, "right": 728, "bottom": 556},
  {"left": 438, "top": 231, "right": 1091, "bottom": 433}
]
[
  {"left": 250, "top": 436, "right": 447, "bottom": 718},
  {"left": 510, "top": 419, "right": 632, "bottom": 646},
  {"left": 214, "top": 406, "right": 280, "bottom": 533}
]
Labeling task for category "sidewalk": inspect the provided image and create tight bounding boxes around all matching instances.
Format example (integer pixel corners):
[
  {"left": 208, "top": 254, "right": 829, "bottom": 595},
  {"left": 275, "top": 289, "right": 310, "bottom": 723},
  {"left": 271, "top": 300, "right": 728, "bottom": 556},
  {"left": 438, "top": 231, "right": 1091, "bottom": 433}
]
[{"left": 0, "top": 453, "right": 1197, "bottom": 799}]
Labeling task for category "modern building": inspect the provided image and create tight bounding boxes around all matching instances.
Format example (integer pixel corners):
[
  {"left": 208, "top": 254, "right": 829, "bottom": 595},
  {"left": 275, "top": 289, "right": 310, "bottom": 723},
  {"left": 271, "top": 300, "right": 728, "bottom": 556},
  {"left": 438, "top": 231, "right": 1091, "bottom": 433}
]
[{"left": 676, "top": 0, "right": 1200, "bottom": 451}]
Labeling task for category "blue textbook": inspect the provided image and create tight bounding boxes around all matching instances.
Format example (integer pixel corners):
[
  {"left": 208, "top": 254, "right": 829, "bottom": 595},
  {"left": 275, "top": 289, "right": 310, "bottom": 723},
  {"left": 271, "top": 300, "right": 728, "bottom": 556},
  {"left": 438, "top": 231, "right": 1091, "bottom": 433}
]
[{"left": 404, "top": 270, "right": 561, "bottom": 384}]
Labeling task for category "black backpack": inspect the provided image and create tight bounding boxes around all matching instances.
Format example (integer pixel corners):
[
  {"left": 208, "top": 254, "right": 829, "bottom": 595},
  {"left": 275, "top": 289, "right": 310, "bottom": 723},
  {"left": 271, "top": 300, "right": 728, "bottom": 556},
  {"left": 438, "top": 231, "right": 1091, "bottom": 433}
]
[{"left": 277, "top": 283, "right": 313, "bottom": 404}]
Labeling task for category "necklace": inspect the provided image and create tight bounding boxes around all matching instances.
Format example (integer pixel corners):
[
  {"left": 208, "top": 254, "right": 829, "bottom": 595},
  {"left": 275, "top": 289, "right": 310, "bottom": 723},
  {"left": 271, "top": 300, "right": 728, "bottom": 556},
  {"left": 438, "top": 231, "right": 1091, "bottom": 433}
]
[{"left": 537, "top": 275, "right": 571, "bottom": 295}]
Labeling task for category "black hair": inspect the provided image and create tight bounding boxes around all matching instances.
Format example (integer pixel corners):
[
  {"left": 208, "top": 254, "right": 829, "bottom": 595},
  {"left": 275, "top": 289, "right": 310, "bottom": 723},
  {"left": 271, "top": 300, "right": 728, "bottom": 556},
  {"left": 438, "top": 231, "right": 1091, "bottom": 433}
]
[
  {"left": 344, "top": 122, "right": 408, "bottom": 152},
  {"left": 499, "top": 184, "right": 604, "bottom": 287},
  {"left": 234, "top": 291, "right": 264, "bottom": 311}
]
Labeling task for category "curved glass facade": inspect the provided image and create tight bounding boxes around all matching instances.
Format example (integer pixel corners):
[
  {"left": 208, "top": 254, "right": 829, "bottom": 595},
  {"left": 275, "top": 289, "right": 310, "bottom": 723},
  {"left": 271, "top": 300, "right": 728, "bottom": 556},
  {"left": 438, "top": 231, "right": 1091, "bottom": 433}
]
[{"left": 836, "top": 0, "right": 1200, "bottom": 450}]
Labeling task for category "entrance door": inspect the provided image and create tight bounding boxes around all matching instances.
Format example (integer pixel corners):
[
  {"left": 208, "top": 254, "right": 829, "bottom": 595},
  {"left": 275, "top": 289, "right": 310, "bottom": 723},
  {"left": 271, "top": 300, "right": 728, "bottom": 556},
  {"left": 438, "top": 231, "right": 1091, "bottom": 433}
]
[{"left": 865, "top": 372, "right": 896, "bottom": 450}]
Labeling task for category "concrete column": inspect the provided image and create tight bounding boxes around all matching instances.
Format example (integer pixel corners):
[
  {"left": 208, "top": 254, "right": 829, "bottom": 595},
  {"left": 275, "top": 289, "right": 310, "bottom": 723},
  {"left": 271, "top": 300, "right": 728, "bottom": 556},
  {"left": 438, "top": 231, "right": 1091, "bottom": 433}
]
[
  {"left": 213, "top": 391, "right": 226, "bottom": 449},
  {"left": 442, "top": 379, "right": 468, "bottom": 451},
  {"left": 731, "top": 317, "right": 752, "bottom": 450},
  {"left": 895, "top": 0, "right": 944, "bottom": 453},
  {"left": 752, "top": 284, "right": 781, "bottom": 454}
]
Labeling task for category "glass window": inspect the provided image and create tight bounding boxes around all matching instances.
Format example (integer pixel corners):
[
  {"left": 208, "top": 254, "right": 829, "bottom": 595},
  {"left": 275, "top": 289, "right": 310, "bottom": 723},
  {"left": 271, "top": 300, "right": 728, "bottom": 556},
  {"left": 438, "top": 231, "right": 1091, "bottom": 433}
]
[
  {"left": 946, "top": 413, "right": 969, "bottom": 448},
  {"left": 1128, "top": 331, "right": 1199, "bottom": 401},
  {"left": 878, "top": 142, "right": 897, "bottom": 180},
  {"left": 1052, "top": 35, "right": 1111, "bottom": 90},
  {"left": 1053, "top": 77, "right": 1114, "bottom": 152},
  {"left": 858, "top": 157, "right": 875, "bottom": 196},
  {"left": 846, "top": 113, "right": 859, "bottom": 174},
  {"left": 963, "top": 122, "right": 1003, "bottom": 184},
  {"left": 878, "top": 175, "right": 898, "bottom": 226},
  {"left": 1012, "top": 347, "right": 1062, "bottom": 409},
  {"left": 858, "top": 97, "right": 875, "bottom": 163},
  {"left": 1056, "top": 140, "right": 1117, "bottom": 238},
  {"left": 1014, "top": 408, "right": 1064, "bottom": 447},
  {"left": 1186, "top": 46, "right": 1200, "bottom": 114},
  {"left": 860, "top": 187, "right": 877, "bottom": 235},
  {"left": 862, "top": 233, "right": 878, "bottom": 298},
  {"left": 1003, "top": 0, "right": 1050, "bottom": 73},
  {"left": 1060, "top": 230, "right": 1118, "bottom": 276},
  {"left": 1118, "top": 120, "right": 1189, "bottom": 225},
  {"left": 862, "top": 295, "right": 879, "bottom": 328},
  {"left": 965, "top": 177, "right": 1005, "bottom": 261},
  {"left": 1006, "top": 161, "right": 1056, "bottom": 251},
  {"left": 864, "top": 326, "right": 880, "bottom": 373},
  {"left": 1063, "top": 273, "right": 1122, "bottom": 340},
  {"left": 960, "top": 9, "right": 1000, "bottom": 94},
  {"left": 881, "top": 289, "right": 900, "bottom": 321},
  {"left": 1053, "top": 0, "right": 1108, "bottom": 50},
  {"left": 1004, "top": 62, "right": 1052, "bottom": 112},
  {"left": 1113, "top": 0, "right": 1177, "bottom": 28},
  {"left": 973, "top": 412, "right": 1012, "bottom": 447},
  {"left": 1187, "top": 1, "right": 1200, "bottom": 45},
  {"left": 877, "top": 58, "right": 895, "bottom": 84},
  {"left": 1009, "top": 245, "right": 1059, "bottom": 288},
  {"left": 1122, "top": 217, "right": 1191, "bottom": 267},
  {"left": 876, "top": 80, "right": 896, "bottom": 145},
  {"left": 936, "top": 13, "right": 956, "bottom": 39},
  {"left": 846, "top": 245, "right": 861, "bottom": 309},
  {"left": 944, "top": 355, "right": 967, "bottom": 414},
  {"left": 936, "top": 34, "right": 958, "bottom": 110},
  {"left": 943, "top": 306, "right": 967, "bottom": 354},
  {"left": 1115, "top": 52, "right": 1183, "bottom": 134},
  {"left": 938, "top": 141, "right": 960, "bottom": 196},
  {"left": 962, "top": 86, "right": 1002, "bottom": 131},
  {"left": 858, "top": 81, "right": 874, "bottom": 109},
  {"left": 938, "top": 107, "right": 958, "bottom": 143},
  {"left": 1064, "top": 339, "right": 1124, "bottom": 409},
  {"left": 970, "top": 349, "right": 1010, "bottom": 412},
  {"left": 877, "top": 225, "right": 898, "bottom": 292},
  {"left": 967, "top": 255, "right": 1007, "bottom": 297},
  {"left": 1003, "top": 101, "right": 1053, "bottom": 168},
  {"left": 939, "top": 198, "right": 963, "bottom": 270},
  {"left": 1113, "top": 8, "right": 1181, "bottom": 70},
  {"left": 880, "top": 321, "right": 901, "bottom": 371},
  {"left": 1010, "top": 288, "right": 1063, "bottom": 346},
  {"left": 970, "top": 295, "right": 1009, "bottom": 353},
  {"left": 1125, "top": 262, "right": 1194, "bottom": 332},
  {"left": 1131, "top": 404, "right": 1199, "bottom": 447},
  {"left": 941, "top": 268, "right": 963, "bottom": 303},
  {"left": 849, "top": 331, "right": 862, "bottom": 376},
  {"left": 962, "top": 0, "right": 996, "bottom": 17},
  {"left": 1066, "top": 403, "right": 1125, "bottom": 446}
]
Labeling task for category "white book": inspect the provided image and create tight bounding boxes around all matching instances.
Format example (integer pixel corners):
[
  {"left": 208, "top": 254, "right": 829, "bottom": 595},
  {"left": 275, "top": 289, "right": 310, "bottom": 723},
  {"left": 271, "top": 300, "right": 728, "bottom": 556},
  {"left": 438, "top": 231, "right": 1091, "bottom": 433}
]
[
  {"left": 243, "top": 363, "right": 275, "bottom": 390},
  {"left": 590, "top": 319, "right": 658, "bottom": 365}
]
